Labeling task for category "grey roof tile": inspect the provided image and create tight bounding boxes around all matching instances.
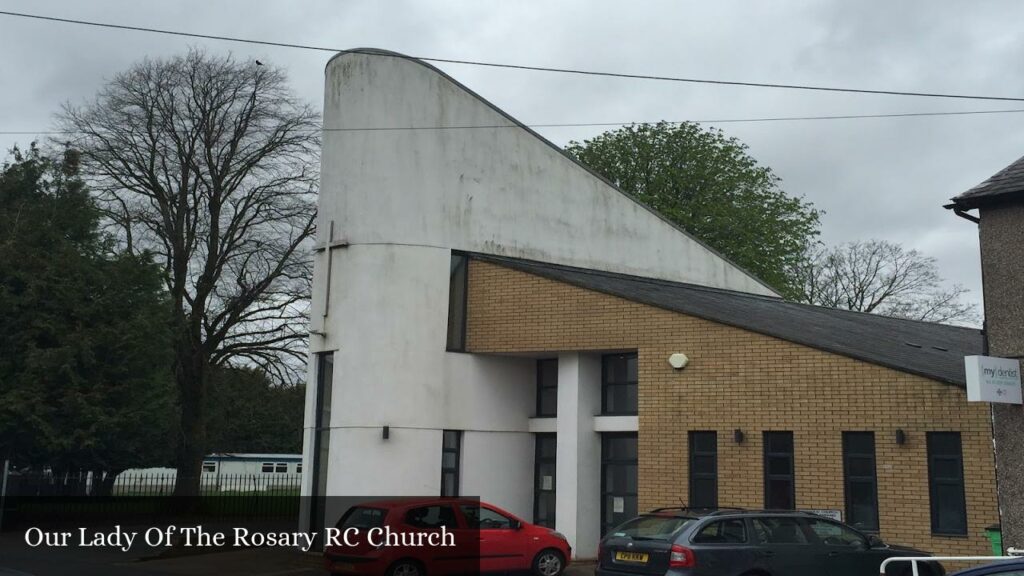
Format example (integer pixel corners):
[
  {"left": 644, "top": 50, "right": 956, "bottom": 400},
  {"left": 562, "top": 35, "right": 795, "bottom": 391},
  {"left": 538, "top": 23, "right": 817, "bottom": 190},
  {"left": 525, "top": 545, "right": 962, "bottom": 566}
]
[
  {"left": 473, "top": 253, "right": 982, "bottom": 386},
  {"left": 951, "top": 154, "right": 1024, "bottom": 209}
]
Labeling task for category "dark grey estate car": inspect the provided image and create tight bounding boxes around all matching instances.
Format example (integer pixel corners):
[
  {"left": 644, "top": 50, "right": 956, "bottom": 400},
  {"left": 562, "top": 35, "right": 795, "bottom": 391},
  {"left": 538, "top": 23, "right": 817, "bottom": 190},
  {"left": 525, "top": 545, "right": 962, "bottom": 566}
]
[{"left": 596, "top": 508, "right": 943, "bottom": 576}]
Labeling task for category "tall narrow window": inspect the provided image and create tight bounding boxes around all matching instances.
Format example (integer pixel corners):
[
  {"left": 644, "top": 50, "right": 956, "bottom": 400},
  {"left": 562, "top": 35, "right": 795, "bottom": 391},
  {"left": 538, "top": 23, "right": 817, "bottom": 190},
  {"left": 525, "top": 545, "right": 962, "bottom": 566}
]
[
  {"left": 534, "top": 434, "right": 557, "bottom": 528},
  {"left": 763, "top": 431, "right": 795, "bottom": 510},
  {"left": 927, "top": 432, "right": 967, "bottom": 535},
  {"left": 446, "top": 254, "right": 468, "bottom": 351},
  {"left": 310, "top": 351, "right": 334, "bottom": 535},
  {"left": 536, "top": 359, "right": 558, "bottom": 417},
  {"left": 842, "top": 432, "right": 879, "bottom": 531},
  {"left": 689, "top": 432, "right": 718, "bottom": 508},
  {"left": 602, "top": 353, "right": 638, "bottom": 415},
  {"left": 441, "top": 430, "right": 462, "bottom": 497},
  {"left": 601, "top": 433, "right": 638, "bottom": 535}
]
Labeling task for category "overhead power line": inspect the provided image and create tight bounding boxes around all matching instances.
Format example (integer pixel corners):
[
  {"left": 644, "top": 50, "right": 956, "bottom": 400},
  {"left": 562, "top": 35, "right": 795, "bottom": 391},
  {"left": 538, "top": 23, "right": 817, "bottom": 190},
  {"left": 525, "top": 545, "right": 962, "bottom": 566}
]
[
  {"left": 3, "top": 108, "right": 1024, "bottom": 136},
  {"left": 2, "top": 10, "right": 1024, "bottom": 103}
]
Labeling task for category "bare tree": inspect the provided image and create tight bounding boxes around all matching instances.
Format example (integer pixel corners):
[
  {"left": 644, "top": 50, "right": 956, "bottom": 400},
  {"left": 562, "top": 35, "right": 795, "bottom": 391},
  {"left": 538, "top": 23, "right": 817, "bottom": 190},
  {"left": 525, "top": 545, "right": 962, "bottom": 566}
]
[
  {"left": 58, "top": 49, "right": 319, "bottom": 495},
  {"left": 793, "top": 240, "right": 978, "bottom": 325}
]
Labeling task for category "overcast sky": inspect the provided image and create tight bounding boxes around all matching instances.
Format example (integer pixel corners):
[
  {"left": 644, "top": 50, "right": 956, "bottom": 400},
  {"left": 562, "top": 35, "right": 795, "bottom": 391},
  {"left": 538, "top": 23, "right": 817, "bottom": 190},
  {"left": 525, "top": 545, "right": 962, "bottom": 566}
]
[{"left": 3, "top": 0, "right": 1023, "bottom": 317}]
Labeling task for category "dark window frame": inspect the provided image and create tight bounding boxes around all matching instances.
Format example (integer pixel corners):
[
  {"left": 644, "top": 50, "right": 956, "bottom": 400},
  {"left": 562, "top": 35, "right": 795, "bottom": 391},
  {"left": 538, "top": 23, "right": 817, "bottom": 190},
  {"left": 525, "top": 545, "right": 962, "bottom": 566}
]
[
  {"left": 441, "top": 430, "right": 462, "bottom": 497},
  {"left": 927, "top": 432, "right": 968, "bottom": 536},
  {"left": 600, "top": 432, "right": 639, "bottom": 536},
  {"left": 310, "top": 351, "right": 334, "bottom": 538},
  {"left": 689, "top": 431, "right": 718, "bottom": 509},
  {"left": 601, "top": 353, "right": 639, "bottom": 416},
  {"left": 446, "top": 253, "right": 469, "bottom": 352},
  {"left": 763, "top": 431, "right": 796, "bottom": 510},
  {"left": 405, "top": 504, "right": 458, "bottom": 529},
  {"left": 842, "top": 431, "right": 880, "bottom": 532},
  {"left": 533, "top": 433, "right": 557, "bottom": 528},
  {"left": 692, "top": 518, "right": 748, "bottom": 544},
  {"left": 535, "top": 359, "right": 558, "bottom": 417}
]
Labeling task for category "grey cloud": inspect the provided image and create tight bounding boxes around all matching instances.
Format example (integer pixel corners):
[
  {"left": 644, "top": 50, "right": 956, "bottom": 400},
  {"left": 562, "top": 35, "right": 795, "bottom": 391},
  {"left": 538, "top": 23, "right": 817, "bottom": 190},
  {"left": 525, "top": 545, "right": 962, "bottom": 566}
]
[{"left": 3, "top": 0, "right": 1020, "bottom": 317}]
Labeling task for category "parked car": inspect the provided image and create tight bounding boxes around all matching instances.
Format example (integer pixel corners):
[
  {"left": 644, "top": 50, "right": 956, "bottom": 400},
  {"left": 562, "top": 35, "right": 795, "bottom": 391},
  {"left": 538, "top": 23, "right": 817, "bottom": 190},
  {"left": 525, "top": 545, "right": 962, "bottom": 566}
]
[
  {"left": 596, "top": 508, "right": 943, "bottom": 576},
  {"left": 950, "top": 560, "right": 1024, "bottom": 575},
  {"left": 324, "top": 497, "right": 571, "bottom": 576}
]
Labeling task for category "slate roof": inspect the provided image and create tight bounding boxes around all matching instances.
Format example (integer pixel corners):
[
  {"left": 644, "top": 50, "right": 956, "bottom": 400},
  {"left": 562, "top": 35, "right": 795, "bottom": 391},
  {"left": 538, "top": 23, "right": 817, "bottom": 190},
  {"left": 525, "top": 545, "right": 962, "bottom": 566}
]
[
  {"left": 950, "top": 153, "right": 1024, "bottom": 209},
  {"left": 472, "top": 253, "right": 982, "bottom": 386}
]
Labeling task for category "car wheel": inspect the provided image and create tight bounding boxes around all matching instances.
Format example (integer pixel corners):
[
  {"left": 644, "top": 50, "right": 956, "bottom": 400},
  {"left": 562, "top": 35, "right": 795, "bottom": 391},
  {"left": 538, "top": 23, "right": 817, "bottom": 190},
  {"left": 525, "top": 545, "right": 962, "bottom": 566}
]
[
  {"left": 533, "top": 549, "right": 565, "bottom": 576},
  {"left": 387, "top": 559, "right": 424, "bottom": 576}
]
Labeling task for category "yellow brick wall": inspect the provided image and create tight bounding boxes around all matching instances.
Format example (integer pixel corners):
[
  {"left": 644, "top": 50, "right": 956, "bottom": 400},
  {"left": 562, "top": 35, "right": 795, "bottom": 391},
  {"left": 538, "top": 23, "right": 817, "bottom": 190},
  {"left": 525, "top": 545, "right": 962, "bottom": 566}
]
[{"left": 466, "top": 259, "right": 998, "bottom": 556}]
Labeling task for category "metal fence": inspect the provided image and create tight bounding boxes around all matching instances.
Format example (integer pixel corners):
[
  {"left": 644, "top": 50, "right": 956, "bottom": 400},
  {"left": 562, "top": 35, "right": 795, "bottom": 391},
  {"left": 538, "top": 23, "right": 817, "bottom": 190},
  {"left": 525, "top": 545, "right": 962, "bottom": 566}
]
[
  {"left": 112, "top": 473, "right": 303, "bottom": 496},
  {"left": 4, "top": 472, "right": 302, "bottom": 497},
  {"left": 1, "top": 473, "right": 303, "bottom": 530}
]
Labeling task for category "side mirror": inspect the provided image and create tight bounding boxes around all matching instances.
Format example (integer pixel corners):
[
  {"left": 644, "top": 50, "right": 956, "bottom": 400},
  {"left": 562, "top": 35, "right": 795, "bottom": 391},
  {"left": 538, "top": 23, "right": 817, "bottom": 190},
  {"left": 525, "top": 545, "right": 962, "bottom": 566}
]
[
  {"left": 510, "top": 519, "right": 522, "bottom": 530},
  {"left": 867, "top": 535, "right": 884, "bottom": 548}
]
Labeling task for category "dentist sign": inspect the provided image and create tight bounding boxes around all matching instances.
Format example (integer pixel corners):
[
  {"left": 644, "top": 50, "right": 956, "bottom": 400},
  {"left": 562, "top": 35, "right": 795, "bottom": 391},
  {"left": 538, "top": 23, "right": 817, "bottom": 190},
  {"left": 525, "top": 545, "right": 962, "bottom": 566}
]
[{"left": 965, "top": 355, "right": 1022, "bottom": 404}]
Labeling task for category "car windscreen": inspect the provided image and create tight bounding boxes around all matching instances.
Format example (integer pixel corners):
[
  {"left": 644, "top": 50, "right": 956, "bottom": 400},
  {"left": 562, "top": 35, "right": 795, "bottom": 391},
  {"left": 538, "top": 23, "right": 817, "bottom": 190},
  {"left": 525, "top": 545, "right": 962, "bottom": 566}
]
[
  {"left": 336, "top": 506, "right": 387, "bottom": 530},
  {"left": 608, "top": 515, "right": 696, "bottom": 540}
]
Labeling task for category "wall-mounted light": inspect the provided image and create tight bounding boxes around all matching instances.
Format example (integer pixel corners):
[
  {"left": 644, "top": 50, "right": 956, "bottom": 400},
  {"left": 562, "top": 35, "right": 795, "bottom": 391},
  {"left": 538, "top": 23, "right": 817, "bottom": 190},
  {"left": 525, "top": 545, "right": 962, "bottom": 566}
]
[
  {"left": 668, "top": 353, "right": 690, "bottom": 370},
  {"left": 734, "top": 429, "right": 745, "bottom": 444},
  {"left": 382, "top": 425, "right": 390, "bottom": 440},
  {"left": 895, "top": 429, "right": 906, "bottom": 445}
]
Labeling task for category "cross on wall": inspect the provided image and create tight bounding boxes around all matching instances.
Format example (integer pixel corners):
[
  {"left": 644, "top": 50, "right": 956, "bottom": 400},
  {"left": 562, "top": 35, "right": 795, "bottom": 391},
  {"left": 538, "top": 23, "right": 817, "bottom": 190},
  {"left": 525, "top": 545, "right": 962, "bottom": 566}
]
[{"left": 312, "top": 220, "right": 348, "bottom": 329}]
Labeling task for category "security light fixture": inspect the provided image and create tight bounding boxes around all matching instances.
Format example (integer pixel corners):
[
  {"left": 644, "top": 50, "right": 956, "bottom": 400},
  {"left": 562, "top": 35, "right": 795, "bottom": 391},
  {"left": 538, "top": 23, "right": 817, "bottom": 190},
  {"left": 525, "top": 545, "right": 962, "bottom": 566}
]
[
  {"left": 668, "top": 353, "right": 690, "bottom": 370},
  {"left": 382, "top": 425, "right": 390, "bottom": 440},
  {"left": 895, "top": 429, "right": 906, "bottom": 445},
  {"left": 734, "top": 429, "right": 745, "bottom": 444}
]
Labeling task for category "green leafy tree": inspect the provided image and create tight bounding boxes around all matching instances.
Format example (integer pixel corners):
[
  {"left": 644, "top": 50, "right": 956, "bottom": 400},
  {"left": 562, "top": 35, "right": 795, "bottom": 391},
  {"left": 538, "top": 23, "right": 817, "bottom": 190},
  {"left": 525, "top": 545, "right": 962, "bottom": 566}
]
[
  {"left": 205, "top": 366, "right": 304, "bottom": 454},
  {"left": 566, "top": 122, "right": 820, "bottom": 297},
  {"left": 0, "top": 145, "right": 173, "bottom": 489}
]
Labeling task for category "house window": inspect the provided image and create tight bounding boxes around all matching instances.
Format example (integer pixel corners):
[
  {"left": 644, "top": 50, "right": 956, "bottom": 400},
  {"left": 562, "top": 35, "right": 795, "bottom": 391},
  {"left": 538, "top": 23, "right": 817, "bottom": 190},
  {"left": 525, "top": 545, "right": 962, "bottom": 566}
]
[
  {"left": 275, "top": 463, "right": 288, "bottom": 473},
  {"left": 446, "top": 254, "right": 468, "bottom": 351},
  {"left": 534, "top": 434, "right": 557, "bottom": 528},
  {"left": 689, "top": 431, "right": 718, "bottom": 509},
  {"left": 202, "top": 461, "right": 217, "bottom": 473},
  {"left": 441, "top": 430, "right": 462, "bottom": 497},
  {"left": 536, "top": 359, "right": 558, "bottom": 417},
  {"left": 262, "top": 463, "right": 275, "bottom": 473},
  {"left": 602, "top": 353, "right": 638, "bottom": 415},
  {"left": 297, "top": 463, "right": 303, "bottom": 474},
  {"left": 842, "top": 432, "right": 879, "bottom": 531},
  {"left": 927, "top": 432, "right": 967, "bottom": 535},
  {"left": 763, "top": 432, "right": 795, "bottom": 510}
]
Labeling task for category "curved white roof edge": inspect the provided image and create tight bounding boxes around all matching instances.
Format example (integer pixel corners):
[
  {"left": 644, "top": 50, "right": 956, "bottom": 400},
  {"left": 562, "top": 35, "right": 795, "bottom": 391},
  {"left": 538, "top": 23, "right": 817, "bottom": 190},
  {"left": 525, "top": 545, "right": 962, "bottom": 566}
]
[{"left": 320, "top": 48, "right": 780, "bottom": 297}]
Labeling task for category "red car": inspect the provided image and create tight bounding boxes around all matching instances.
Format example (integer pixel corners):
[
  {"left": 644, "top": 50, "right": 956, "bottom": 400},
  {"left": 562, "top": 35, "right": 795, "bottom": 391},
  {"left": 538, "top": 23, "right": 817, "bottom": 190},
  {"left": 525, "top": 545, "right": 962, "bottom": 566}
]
[{"left": 323, "top": 497, "right": 571, "bottom": 576}]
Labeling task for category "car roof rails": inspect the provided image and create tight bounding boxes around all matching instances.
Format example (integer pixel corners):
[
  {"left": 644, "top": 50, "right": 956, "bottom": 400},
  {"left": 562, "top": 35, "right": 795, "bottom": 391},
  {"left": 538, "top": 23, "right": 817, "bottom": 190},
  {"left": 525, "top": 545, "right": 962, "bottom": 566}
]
[
  {"left": 648, "top": 506, "right": 746, "bottom": 515},
  {"left": 711, "top": 509, "right": 818, "bottom": 516}
]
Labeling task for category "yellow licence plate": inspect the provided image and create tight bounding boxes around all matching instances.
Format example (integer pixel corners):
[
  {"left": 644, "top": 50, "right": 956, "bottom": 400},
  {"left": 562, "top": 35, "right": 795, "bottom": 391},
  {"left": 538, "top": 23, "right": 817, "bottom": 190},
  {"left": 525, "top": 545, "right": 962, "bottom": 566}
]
[{"left": 614, "top": 551, "right": 649, "bottom": 563}]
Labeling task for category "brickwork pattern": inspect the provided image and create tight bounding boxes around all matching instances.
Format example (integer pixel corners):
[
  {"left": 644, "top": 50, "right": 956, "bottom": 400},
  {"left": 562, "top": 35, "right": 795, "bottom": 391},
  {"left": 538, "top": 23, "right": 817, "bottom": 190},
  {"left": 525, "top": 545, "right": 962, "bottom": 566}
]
[{"left": 465, "top": 260, "right": 998, "bottom": 555}]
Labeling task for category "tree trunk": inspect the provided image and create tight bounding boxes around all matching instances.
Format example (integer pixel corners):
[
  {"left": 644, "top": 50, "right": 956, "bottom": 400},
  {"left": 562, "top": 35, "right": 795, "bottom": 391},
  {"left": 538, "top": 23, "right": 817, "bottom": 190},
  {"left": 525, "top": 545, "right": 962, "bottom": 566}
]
[
  {"left": 173, "top": 342, "right": 207, "bottom": 497},
  {"left": 90, "top": 469, "right": 120, "bottom": 496}
]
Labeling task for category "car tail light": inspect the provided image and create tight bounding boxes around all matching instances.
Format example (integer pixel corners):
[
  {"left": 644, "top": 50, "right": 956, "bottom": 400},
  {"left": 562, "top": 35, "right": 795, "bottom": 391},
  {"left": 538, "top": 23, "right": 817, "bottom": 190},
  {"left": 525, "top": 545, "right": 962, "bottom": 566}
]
[{"left": 669, "top": 544, "right": 695, "bottom": 568}]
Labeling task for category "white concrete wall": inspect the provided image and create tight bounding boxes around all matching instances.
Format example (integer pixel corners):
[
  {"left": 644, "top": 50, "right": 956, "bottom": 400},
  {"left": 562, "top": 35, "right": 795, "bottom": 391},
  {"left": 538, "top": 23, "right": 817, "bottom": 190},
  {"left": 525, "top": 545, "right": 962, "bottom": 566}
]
[
  {"left": 461, "top": 431, "right": 535, "bottom": 519},
  {"left": 555, "top": 353, "right": 603, "bottom": 558},
  {"left": 309, "top": 243, "right": 536, "bottom": 499},
  {"left": 320, "top": 49, "right": 776, "bottom": 296}
]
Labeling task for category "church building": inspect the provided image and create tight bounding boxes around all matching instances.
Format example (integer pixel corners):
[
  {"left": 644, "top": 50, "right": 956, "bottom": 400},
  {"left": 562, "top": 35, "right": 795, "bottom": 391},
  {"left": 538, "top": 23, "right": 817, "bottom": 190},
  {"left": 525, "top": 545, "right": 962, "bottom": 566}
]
[{"left": 302, "top": 48, "right": 997, "bottom": 558}]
